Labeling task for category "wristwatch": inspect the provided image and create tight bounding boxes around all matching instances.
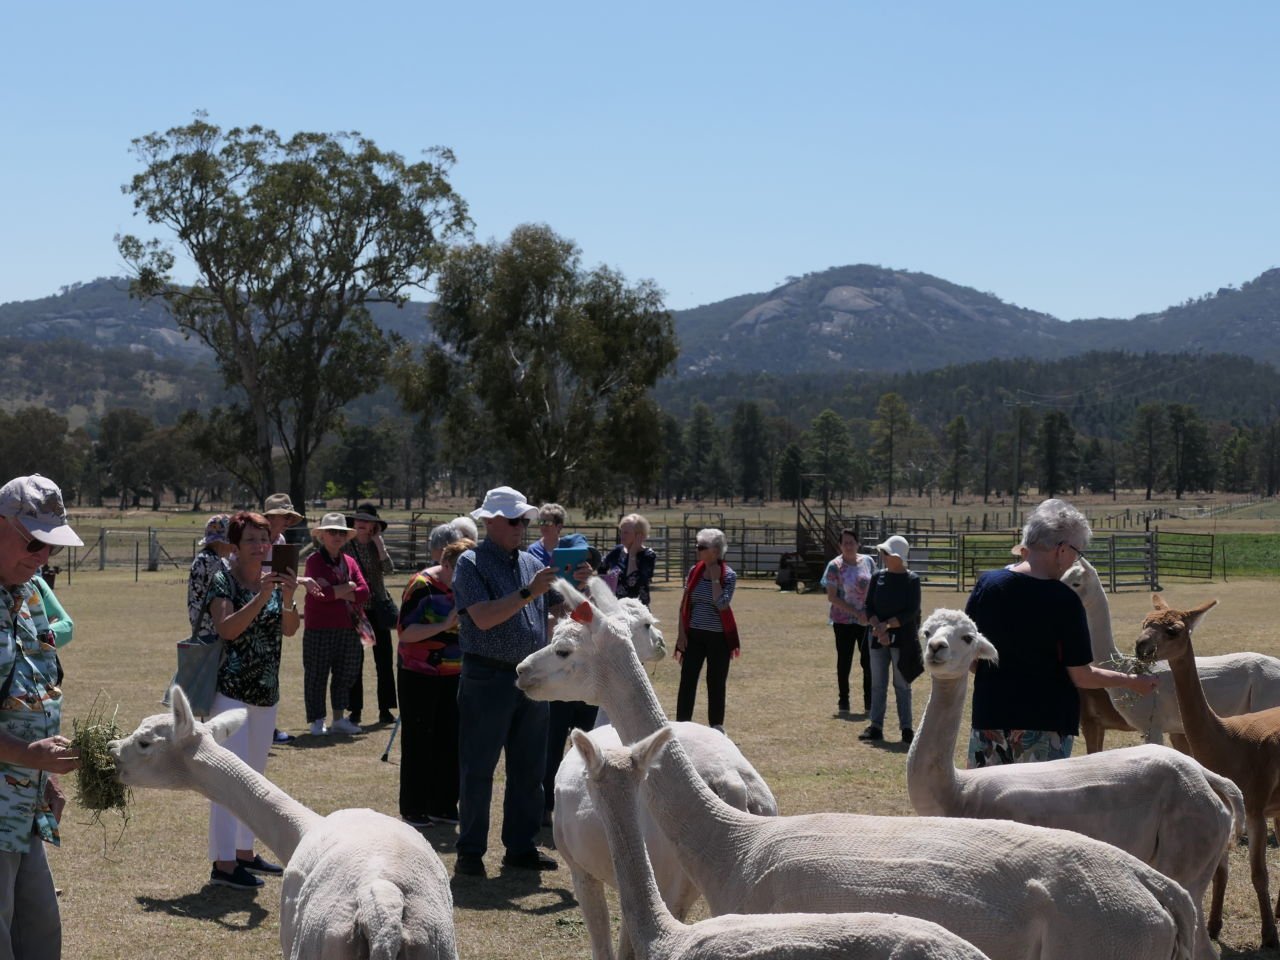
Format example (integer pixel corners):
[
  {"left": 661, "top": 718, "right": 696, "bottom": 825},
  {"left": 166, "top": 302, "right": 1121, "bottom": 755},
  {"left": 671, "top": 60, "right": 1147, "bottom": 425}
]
[{"left": 519, "top": 587, "right": 532, "bottom": 602}]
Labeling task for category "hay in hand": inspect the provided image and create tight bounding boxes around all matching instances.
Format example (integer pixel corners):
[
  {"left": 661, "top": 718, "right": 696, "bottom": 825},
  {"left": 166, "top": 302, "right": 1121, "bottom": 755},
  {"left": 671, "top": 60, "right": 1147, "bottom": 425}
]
[
  {"left": 70, "top": 695, "right": 131, "bottom": 836},
  {"left": 1100, "top": 653, "right": 1155, "bottom": 706}
]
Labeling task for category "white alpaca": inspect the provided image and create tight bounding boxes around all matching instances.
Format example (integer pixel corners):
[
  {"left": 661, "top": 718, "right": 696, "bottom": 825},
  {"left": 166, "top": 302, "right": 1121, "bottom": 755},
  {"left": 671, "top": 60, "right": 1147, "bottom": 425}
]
[
  {"left": 1063, "top": 556, "right": 1280, "bottom": 750},
  {"left": 516, "top": 591, "right": 1199, "bottom": 960},
  {"left": 109, "top": 688, "right": 457, "bottom": 960},
  {"left": 572, "top": 726, "right": 993, "bottom": 960},
  {"left": 907, "top": 608, "right": 1241, "bottom": 960},
  {"left": 546, "top": 578, "right": 777, "bottom": 960}
]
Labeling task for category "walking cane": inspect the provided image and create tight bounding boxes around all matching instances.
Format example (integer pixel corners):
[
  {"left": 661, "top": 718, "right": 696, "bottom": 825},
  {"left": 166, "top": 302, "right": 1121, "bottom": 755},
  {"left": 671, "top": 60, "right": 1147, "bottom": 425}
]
[{"left": 380, "top": 716, "right": 401, "bottom": 762}]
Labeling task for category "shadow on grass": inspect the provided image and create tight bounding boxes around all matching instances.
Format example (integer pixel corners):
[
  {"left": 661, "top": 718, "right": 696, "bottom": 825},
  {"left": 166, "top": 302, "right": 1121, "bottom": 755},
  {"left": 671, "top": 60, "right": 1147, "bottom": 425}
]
[
  {"left": 449, "top": 869, "right": 578, "bottom": 914},
  {"left": 136, "top": 886, "right": 270, "bottom": 930}
]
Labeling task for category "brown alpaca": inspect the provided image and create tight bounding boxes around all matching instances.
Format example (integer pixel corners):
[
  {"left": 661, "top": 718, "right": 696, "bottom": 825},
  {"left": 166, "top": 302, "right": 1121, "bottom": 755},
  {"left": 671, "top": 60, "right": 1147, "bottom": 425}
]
[{"left": 1136, "top": 594, "right": 1280, "bottom": 949}]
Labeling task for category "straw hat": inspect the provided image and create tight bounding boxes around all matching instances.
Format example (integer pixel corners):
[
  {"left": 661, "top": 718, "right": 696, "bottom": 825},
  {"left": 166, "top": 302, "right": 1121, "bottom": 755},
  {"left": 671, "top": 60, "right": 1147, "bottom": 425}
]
[
  {"left": 262, "top": 493, "right": 304, "bottom": 526},
  {"left": 311, "top": 512, "right": 356, "bottom": 542}
]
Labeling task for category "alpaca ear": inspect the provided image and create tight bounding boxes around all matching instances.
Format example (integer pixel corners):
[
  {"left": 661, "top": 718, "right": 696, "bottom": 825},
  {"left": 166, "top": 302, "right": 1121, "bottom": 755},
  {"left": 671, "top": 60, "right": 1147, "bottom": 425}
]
[
  {"left": 975, "top": 635, "right": 999, "bottom": 665},
  {"left": 206, "top": 708, "right": 248, "bottom": 744},
  {"left": 1184, "top": 598, "right": 1218, "bottom": 631},
  {"left": 631, "top": 725, "right": 675, "bottom": 775},
  {"left": 571, "top": 729, "right": 605, "bottom": 778},
  {"left": 170, "top": 685, "right": 196, "bottom": 739},
  {"left": 1151, "top": 594, "right": 1168, "bottom": 611}
]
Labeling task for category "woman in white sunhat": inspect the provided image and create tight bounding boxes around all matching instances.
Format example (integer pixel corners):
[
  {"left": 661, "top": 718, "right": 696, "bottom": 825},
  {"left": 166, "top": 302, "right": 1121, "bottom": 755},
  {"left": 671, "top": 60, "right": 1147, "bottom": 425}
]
[
  {"left": 302, "top": 514, "right": 370, "bottom": 737},
  {"left": 859, "top": 535, "right": 923, "bottom": 745}
]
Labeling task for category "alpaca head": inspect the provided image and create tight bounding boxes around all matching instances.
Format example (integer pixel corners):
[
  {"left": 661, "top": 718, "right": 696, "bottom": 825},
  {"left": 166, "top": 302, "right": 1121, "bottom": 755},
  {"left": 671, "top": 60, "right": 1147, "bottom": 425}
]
[
  {"left": 108, "top": 685, "right": 246, "bottom": 789},
  {"left": 516, "top": 578, "right": 652, "bottom": 703},
  {"left": 579, "top": 574, "right": 666, "bottom": 661},
  {"left": 1134, "top": 594, "right": 1218, "bottom": 663},
  {"left": 920, "top": 609, "right": 997, "bottom": 680},
  {"left": 571, "top": 724, "right": 674, "bottom": 796},
  {"left": 1060, "top": 554, "right": 1103, "bottom": 611}
]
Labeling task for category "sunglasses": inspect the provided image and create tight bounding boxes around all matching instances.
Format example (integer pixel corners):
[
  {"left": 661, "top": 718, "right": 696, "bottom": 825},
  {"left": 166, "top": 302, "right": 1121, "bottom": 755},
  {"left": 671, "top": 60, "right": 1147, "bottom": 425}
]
[
  {"left": 1059, "top": 541, "right": 1086, "bottom": 559},
  {"left": 696, "top": 543, "right": 712, "bottom": 550},
  {"left": 5, "top": 517, "right": 61, "bottom": 557},
  {"left": 506, "top": 517, "right": 531, "bottom": 528}
]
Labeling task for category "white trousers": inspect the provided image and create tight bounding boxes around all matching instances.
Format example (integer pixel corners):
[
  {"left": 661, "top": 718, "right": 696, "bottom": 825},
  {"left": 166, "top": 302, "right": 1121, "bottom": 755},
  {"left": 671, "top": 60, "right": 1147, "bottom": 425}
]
[{"left": 207, "top": 693, "right": 277, "bottom": 861}]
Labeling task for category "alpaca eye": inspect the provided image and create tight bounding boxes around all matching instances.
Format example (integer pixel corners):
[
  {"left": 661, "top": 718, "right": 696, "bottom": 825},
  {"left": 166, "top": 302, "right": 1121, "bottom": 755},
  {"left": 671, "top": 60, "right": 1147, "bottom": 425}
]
[
  {"left": 962, "top": 635, "right": 973, "bottom": 644},
  {"left": 138, "top": 740, "right": 150, "bottom": 750},
  {"left": 555, "top": 649, "right": 571, "bottom": 659},
  {"left": 922, "top": 630, "right": 931, "bottom": 639}
]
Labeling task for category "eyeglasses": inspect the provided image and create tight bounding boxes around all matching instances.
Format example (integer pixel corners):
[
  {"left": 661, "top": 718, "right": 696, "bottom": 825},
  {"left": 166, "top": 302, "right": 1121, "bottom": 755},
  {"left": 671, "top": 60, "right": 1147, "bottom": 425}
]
[
  {"left": 696, "top": 542, "right": 712, "bottom": 550},
  {"left": 4, "top": 517, "right": 60, "bottom": 557},
  {"left": 1058, "top": 541, "right": 1086, "bottom": 559},
  {"left": 506, "top": 517, "right": 531, "bottom": 528},
  {"left": 538, "top": 519, "right": 562, "bottom": 527}
]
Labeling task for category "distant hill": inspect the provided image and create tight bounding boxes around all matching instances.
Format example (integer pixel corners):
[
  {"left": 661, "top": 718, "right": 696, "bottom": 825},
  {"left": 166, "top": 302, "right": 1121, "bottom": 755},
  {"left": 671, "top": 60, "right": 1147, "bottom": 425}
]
[
  {"left": 0, "top": 277, "right": 435, "bottom": 365},
  {"left": 671, "top": 265, "right": 1280, "bottom": 375}
]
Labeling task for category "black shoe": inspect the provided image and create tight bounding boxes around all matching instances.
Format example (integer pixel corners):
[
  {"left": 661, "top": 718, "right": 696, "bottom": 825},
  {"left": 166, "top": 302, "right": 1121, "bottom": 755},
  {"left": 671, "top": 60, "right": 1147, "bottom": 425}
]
[
  {"left": 901, "top": 728, "right": 914, "bottom": 745},
  {"left": 838, "top": 702, "right": 850, "bottom": 714},
  {"left": 348, "top": 712, "right": 362, "bottom": 725},
  {"left": 379, "top": 710, "right": 396, "bottom": 725},
  {"left": 237, "top": 854, "right": 283, "bottom": 876},
  {"left": 858, "top": 726, "right": 883, "bottom": 741},
  {"left": 454, "top": 854, "right": 486, "bottom": 877},
  {"left": 502, "top": 849, "right": 558, "bottom": 871},
  {"left": 210, "top": 864, "right": 263, "bottom": 889}
]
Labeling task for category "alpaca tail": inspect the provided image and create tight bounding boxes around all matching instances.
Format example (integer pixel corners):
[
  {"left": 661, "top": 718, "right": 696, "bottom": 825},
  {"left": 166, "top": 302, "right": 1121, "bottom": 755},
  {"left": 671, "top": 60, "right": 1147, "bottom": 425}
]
[
  {"left": 1202, "top": 768, "right": 1246, "bottom": 845},
  {"left": 356, "top": 878, "right": 405, "bottom": 960},
  {"left": 1137, "top": 865, "right": 1197, "bottom": 960}
]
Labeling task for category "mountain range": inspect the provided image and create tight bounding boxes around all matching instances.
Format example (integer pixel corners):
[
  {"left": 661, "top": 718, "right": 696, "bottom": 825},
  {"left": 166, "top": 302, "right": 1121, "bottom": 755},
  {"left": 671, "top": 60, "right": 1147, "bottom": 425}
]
[{"left": 0, "top": 265, "right": 1277, "bottom": 429}]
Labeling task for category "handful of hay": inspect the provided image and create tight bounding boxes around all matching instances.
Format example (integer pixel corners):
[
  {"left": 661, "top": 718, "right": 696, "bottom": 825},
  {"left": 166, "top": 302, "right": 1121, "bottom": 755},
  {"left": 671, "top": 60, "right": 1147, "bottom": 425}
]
[
  {"left": 1100, "top": 653, "right": 1155, "bottom": 707},
  {"left": 70, "top": 696, "right": 130, "bottom": 825}
]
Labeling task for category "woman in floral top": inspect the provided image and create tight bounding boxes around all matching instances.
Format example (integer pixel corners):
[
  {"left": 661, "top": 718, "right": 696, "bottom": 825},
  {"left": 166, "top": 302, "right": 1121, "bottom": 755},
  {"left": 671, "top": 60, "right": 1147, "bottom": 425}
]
[
  {"left": 205, "top": 511, "right": 302, "bottom": 890},
  {"left": 395, "top": 538, "right": 472, "bottom": 826},
  {"left": 821, "top": 528, "right": 876, "bottom": 716},
  {"left": 187, "top": 514, "right": 233, "bottom": 639}
]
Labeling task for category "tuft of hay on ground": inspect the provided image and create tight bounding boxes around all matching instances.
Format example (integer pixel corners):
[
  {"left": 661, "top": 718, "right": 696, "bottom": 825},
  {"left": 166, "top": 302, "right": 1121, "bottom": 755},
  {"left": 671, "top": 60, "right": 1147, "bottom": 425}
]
[{"left": 70, "top": 694, "right": 130, "bottom": 827}]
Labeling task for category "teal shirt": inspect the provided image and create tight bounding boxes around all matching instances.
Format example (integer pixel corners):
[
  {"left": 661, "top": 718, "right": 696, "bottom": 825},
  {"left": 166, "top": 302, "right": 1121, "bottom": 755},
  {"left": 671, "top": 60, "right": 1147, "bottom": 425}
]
[{"left": 0, "top": 582, "right": 64, "bottom": 853}]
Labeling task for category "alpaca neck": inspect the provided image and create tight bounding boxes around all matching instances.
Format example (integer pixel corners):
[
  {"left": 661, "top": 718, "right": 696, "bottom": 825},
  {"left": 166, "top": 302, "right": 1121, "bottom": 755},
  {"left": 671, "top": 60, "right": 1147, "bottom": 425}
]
[
  {"left": 906, "top": 675, "right": 965, "bottom": 816},
  {"left": 191, "top": 736, "right": 323, "bottom": 863},
  {"left": 592, "top": 774, "right": 680, "bottom": 951},
  {"left": 1084, "top": 594, "right": 1120, "bottom": 661},
  {"left": 1164, "top": 632, "right": 1228, "bottom": 756},
  {"left": 599, "top": 641, "right": 669, "bottom": 745}
]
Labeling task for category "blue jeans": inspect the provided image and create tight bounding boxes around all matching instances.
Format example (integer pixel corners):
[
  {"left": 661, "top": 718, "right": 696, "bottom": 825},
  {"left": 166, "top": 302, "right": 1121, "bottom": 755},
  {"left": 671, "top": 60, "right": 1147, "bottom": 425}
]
[
  {"left": 456, "top": 659, "right": 549, "bottom": 858},
  {"left": 868, "top": 643, "right": 912, "bottom": 731}
]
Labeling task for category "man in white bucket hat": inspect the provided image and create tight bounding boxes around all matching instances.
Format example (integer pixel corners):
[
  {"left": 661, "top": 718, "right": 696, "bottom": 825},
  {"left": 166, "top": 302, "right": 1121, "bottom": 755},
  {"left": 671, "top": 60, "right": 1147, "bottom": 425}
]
[
  {"left": 0, "top": 474, "right": 83, "bottom": 958},
  {"left": 449, "top": 486, "right": 563, "bottom": 878}
]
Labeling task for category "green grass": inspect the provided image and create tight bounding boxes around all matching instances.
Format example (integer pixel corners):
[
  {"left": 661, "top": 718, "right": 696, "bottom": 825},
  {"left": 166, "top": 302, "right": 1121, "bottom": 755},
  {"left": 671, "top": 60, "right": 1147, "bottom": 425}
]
[{"left": 1215, "top": 533, "right": 1280, "bottom": 578}]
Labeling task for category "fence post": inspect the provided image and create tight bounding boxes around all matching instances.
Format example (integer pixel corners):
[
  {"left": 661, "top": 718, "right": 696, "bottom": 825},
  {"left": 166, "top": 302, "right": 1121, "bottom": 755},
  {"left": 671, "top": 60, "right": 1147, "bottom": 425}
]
[
  {"left": 98, "top": 528, "right": 107, "bottom": 571},
  {"left": 1109, "top": 537, "right": 1116, "bottom": 593},
  {"left": 148, "top": 528, "right": 159, "bottom": 572}
]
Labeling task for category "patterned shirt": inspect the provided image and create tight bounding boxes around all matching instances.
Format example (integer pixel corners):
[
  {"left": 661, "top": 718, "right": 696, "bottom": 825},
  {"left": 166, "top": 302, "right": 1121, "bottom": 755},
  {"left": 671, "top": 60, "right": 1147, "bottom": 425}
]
[
  {"left": 210, "top": 571, "right": 284, "bottom": 707},
  {"left": 0, "top": 582, "right": 64, "bottom": 853},
  {"left": 599, "top": 545, "right": 657, "bottom": 607},
  {"left": 452, "top": 539, "right": 563, "bottom": 664},
  {"left": 685, "top": 565, "right": 736, "bottom": 633},
  {"left": 821, "top": 554, "right": 875, "bottom": 625},
  {"left": 187, "top": 547, "right": 229, "bottom": 638},
  {"left": 398, "top": 569, "right": 462, "bottom": 677},
  {"left": 345, "top": 538, "right": 394, "bottom": 608}
]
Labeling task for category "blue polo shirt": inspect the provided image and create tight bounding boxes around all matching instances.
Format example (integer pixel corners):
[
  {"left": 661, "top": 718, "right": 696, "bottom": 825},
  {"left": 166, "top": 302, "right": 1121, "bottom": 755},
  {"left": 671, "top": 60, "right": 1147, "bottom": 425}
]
[{"left": 452, "top": 538, "right": 563, "bottom": 664}]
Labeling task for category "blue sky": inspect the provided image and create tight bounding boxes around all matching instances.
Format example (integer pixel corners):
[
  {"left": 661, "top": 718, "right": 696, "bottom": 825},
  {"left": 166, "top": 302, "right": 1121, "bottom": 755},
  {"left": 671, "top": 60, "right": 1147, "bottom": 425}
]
[{"left": 2, "top": 1, "right": 1276, "bottom": 320}]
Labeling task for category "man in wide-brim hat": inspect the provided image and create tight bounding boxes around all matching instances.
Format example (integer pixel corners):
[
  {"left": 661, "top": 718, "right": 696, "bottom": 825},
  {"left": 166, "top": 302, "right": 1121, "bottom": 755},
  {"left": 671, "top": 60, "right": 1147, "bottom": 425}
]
[{"left": 449, "top": 485, "right": 564, "bottom": 877}]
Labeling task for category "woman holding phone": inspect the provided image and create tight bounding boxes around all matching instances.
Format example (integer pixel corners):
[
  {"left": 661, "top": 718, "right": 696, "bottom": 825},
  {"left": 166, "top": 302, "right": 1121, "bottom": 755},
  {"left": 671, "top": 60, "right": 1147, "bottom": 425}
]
[{"left": 205, "top": 511, "right": 302, "bottom": 889}]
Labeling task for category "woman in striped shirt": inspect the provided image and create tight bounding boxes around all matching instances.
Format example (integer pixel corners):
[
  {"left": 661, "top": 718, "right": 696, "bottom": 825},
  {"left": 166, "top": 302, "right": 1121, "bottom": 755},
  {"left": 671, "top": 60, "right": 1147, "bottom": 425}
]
[{"left": 674, "top": 528, "right": 739, "bottom": 732}]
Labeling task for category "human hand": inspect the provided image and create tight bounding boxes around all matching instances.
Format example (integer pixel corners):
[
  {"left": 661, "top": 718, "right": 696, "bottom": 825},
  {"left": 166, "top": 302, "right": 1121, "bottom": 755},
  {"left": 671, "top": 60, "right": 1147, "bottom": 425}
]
[
  {"left": 333, "top": 581, "right": 356, "bottom": 600},
  {"left": 1127, "top": 675, "right": 1159, "bottom": 695},
  {"left": 571, "top": 561, "right": 594, "bottom": 586},
  {"left": 297, "top": 576, "right": 324, "bottom": 597},
  {"left": 27, "top": 736, "right": 78, "bottom": 774},
  {"left": 528, "top": 566, "right": 559, "bottom": 598},
  {"left": 44, "top": 777, "right": 66, "bottom": 823},
  {"left": 444, "top": 608, "right": 459, "bottom": 629}
]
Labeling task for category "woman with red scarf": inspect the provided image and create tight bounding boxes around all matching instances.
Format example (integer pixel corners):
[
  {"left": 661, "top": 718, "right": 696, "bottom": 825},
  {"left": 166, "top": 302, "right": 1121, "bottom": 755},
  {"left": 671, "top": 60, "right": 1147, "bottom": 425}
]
[{"left": 674, "top": 527, "right": 738, "bottom": 732}]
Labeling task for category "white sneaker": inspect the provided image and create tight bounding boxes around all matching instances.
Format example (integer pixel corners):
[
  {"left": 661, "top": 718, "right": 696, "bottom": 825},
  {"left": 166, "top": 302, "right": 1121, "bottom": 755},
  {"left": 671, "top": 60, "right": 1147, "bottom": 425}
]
[
  {"left": 329, "top": 716, "right": 362, "bottom": 735},
  {"left": 309, "top": 719, "right": 328, "bottom": 736}
]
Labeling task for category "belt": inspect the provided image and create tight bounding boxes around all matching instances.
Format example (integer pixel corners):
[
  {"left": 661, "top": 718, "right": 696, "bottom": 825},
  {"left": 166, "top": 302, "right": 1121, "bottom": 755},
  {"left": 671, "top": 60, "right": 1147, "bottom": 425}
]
[{"left": 463, "top": 652, "right": 518, "bottom": 672}]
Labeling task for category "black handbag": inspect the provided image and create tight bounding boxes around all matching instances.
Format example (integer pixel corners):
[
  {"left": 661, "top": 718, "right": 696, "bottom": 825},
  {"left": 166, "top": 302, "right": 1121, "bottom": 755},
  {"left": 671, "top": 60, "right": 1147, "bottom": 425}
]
[{"left": 372, "top": 592, "right": 399, "bottom": 632}]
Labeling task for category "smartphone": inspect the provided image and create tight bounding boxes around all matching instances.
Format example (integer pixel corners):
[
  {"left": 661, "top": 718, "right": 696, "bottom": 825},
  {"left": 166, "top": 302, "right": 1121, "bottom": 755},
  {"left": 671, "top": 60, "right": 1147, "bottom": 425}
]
[
  {"left": 271, "top": 544, "right": 300, "bottom": 578},
  {"left": 550, "top": 546, "right": 589, "bottom": 581}
]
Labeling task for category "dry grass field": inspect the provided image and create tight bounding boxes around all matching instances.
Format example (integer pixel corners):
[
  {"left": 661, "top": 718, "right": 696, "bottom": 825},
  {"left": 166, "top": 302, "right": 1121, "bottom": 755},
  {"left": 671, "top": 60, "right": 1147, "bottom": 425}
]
[{"left": 48, "top": 568, "right": 1280, "bottom": 959}]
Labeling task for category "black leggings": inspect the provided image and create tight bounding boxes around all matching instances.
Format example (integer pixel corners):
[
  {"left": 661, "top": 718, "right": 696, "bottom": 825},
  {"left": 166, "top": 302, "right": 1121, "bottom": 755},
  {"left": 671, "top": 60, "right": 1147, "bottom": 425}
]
[
  {"left": 833, "top": 622, "right": 870, "bottom": 711},
  {"left": 676, "top": 628, "right": 731, "bottom": 727}
]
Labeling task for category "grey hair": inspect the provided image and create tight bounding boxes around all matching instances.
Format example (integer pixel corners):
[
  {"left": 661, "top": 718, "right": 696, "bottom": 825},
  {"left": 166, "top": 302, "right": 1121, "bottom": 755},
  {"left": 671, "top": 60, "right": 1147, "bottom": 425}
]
[
  {"left": 538, "top": 502, "right": 567, "bottom": 525},
  {"left": 696, "top": 527, "right": 727, "bottom": 557},
  {"left": 450, "top": 516, "right": 479, "bottom": 542},
  {"left": 620, "top": 513, "right": 650, "bottom": 538},
  {"left": 1020, "top": 498, "right": 1092, "bottom": 552},
  {"left": 429, "top": 523, "right": 462, "bottom": 555}
]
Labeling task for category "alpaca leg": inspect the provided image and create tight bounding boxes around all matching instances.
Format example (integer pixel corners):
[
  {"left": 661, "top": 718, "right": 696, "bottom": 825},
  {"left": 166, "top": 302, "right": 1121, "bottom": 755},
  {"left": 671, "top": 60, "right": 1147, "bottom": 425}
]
[
  {"left": 1247, "top": 815, "right": 1278, "bottom": 947},
  {"left": 1082, "top": 717, "right": 1104, "bottom": 754},
  {"left": 1208, "top": 849, "right": 1227, "bottom": 939},
  {"left": 568, "top": 864, "right": 617, "bottom": 960}
]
